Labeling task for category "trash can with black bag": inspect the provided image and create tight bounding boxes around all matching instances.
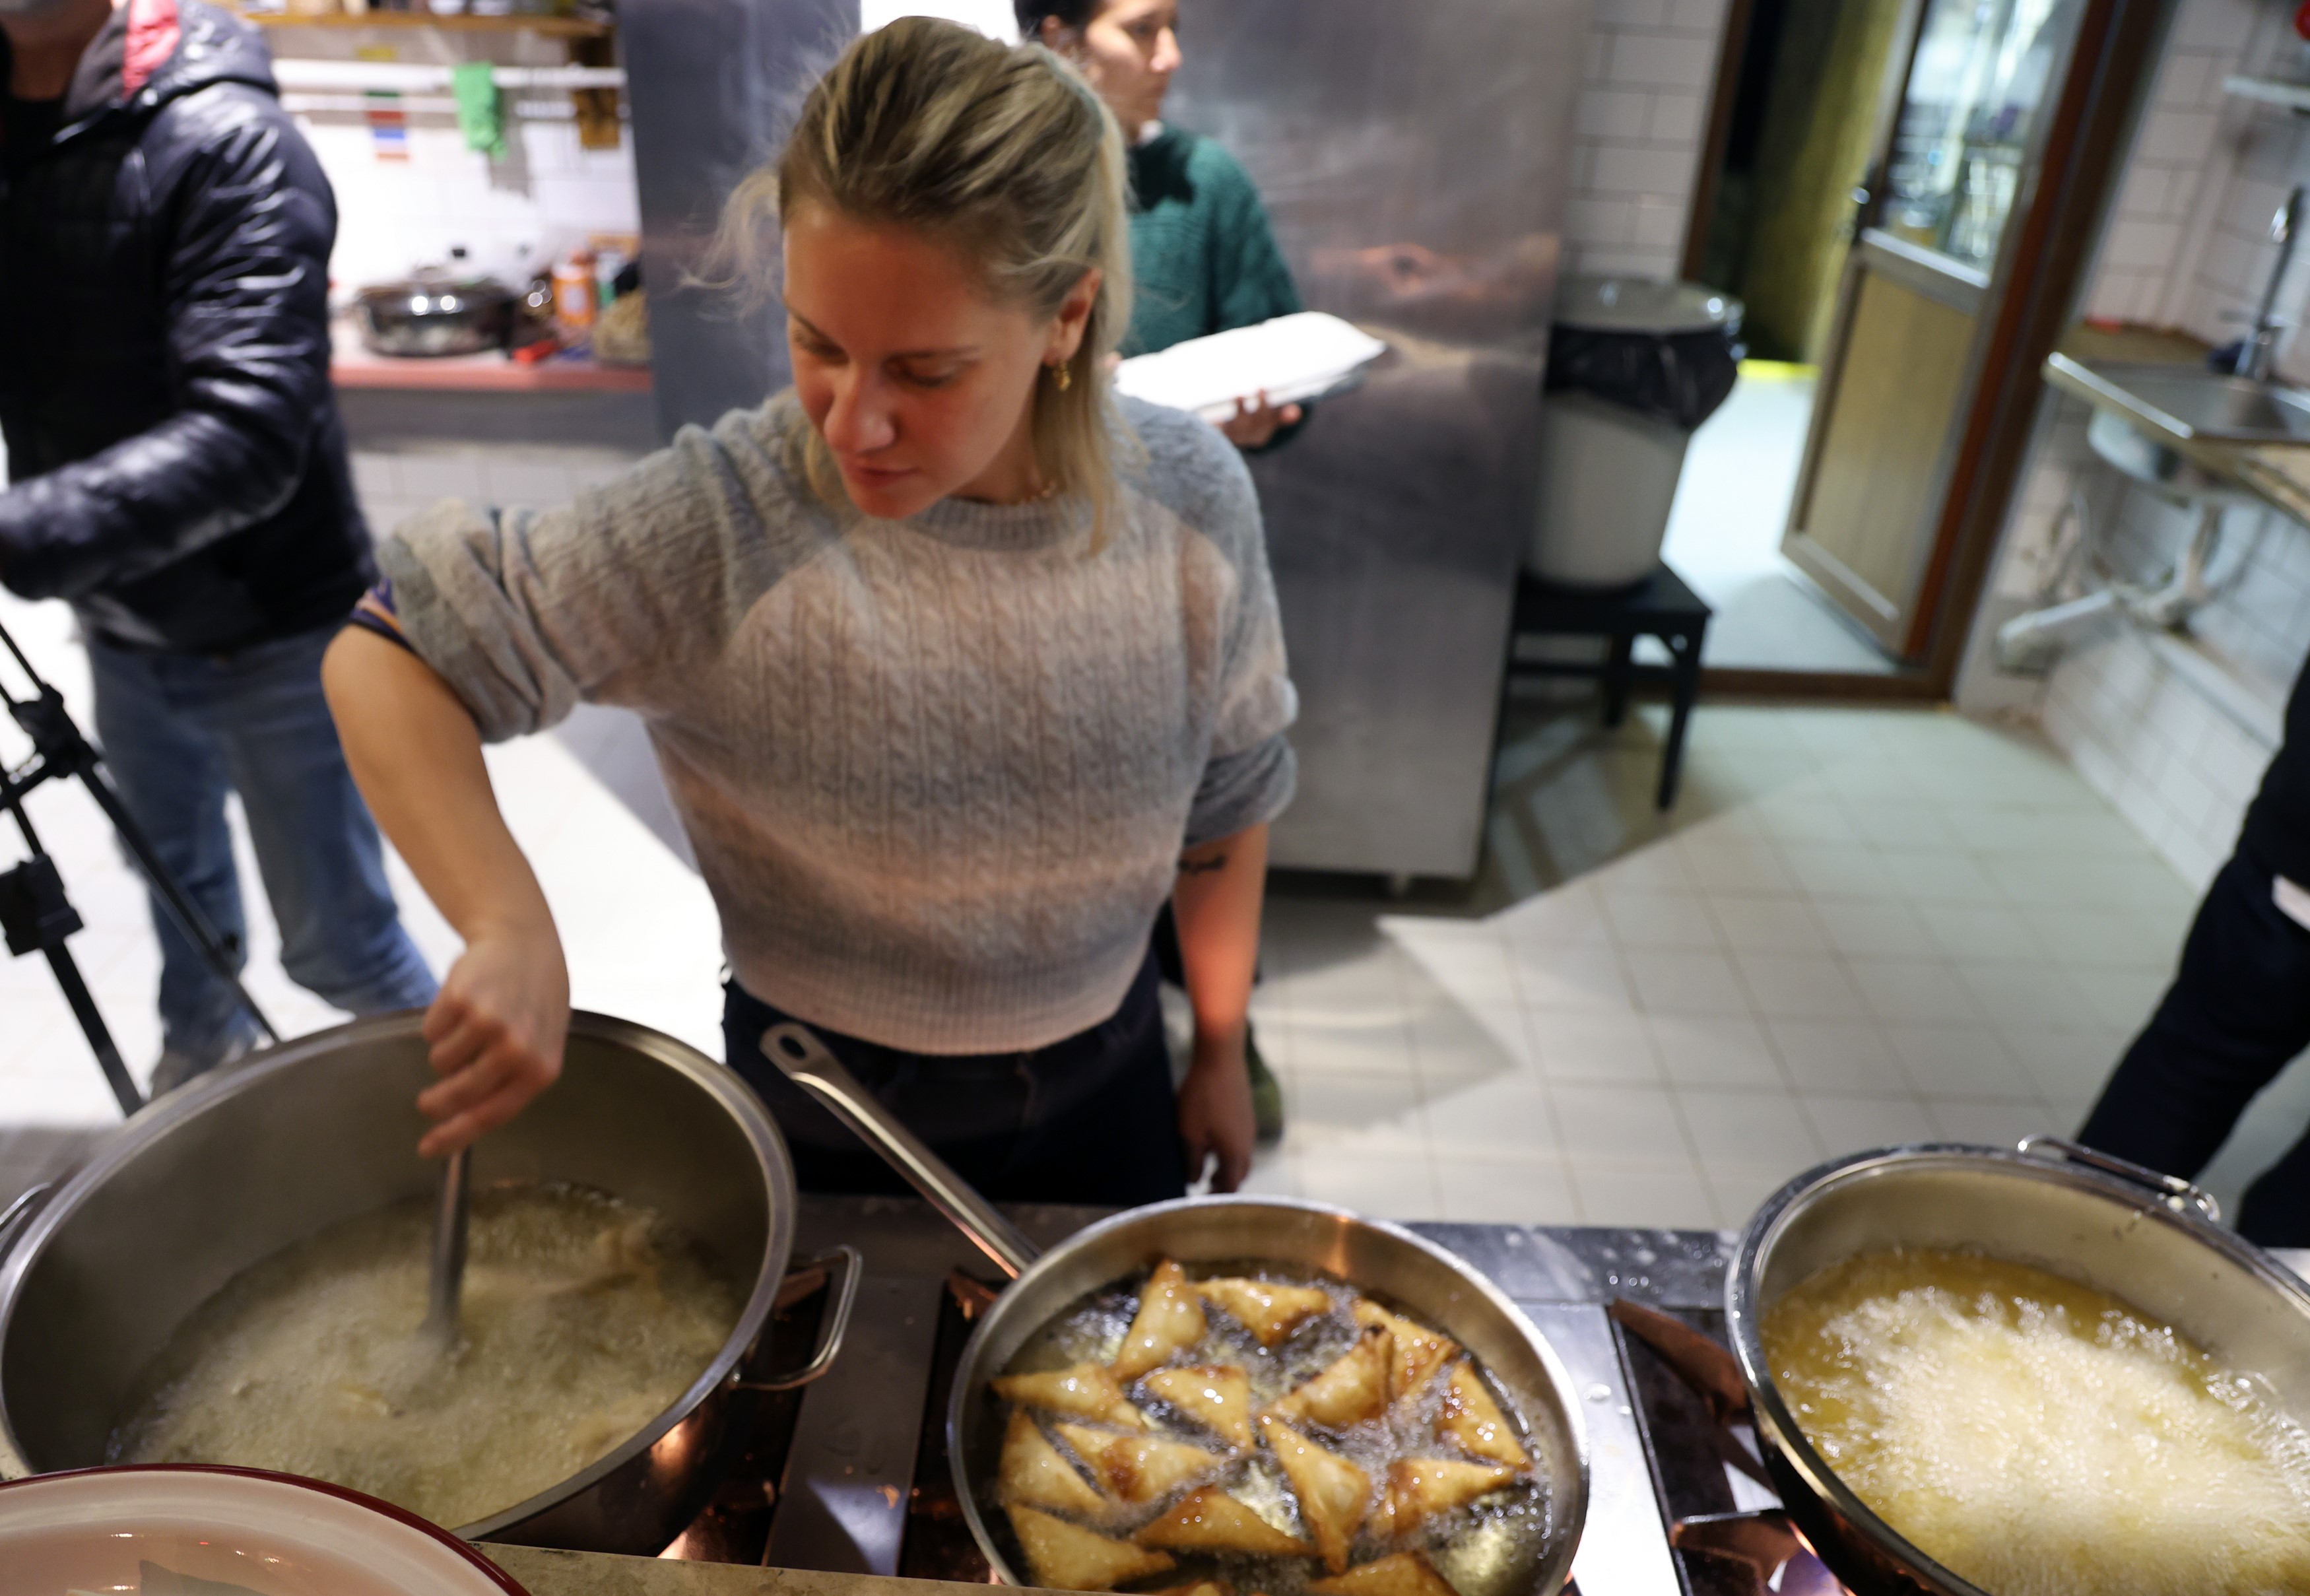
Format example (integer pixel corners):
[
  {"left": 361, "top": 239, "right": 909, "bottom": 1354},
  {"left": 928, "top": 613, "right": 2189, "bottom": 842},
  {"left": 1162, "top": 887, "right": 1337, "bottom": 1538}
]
[{"left": 1527, "top": 276, "right": 1743, "bottom": 589}]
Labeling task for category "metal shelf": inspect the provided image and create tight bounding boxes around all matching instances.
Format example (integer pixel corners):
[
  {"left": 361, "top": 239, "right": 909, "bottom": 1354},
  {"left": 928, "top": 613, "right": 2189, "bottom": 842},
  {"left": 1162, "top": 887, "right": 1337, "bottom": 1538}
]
[
  {"left": 272, "top": 57, "right": 622, "bottom": 88},
  {"left": 241, "top": 10, "right": 613, "bottom": 38}
]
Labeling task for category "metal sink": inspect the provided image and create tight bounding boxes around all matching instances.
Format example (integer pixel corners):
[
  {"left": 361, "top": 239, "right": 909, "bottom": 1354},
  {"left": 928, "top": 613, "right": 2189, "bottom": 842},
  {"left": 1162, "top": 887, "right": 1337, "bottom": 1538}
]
[
  {"left": 2049, "top": 354, "right": 2310, "bottom": 444},
  {"left": 2045, "top": 353, "right": 2309, "bottom": 504}
]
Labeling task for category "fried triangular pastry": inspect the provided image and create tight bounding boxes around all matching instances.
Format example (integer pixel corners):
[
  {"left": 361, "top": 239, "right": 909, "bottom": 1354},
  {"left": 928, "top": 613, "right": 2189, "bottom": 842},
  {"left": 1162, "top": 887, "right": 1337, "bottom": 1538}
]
[
  {"left": 1352, "top": 1302, "right": 1459, "bottom": 1403},
  {"left": 1144, "top": 1364, "right": 1255, "bottom": 1447},
  {"left": 1434, "top": 1362, "right": 1528, "bottom": 1469},
  {"left": 1055, "top": 1420, "right": 1127, "bottom": 1470},
  {"left": 1197, "top": 1278, "right": 1333, "bottom": 1347},
  {"left": 1115, "top": 1259, "right": 1208, "bottom": 1379},
  {"left": 995, "top": 1362, "right": 1148, "bottom": 1428},
  {"left": 1057, "top": 1423, "right": 1226, "bottom": 1504},
  {"left": 1135, "top": 1486, "right": 1314, "bottom": 1556},
  {"left": 1007, "top": 1504, "right": 1176, "bottom": 1591},
  {"left": 1107, "top": 1434, "right": 1230, "bottom": 1504},
  {"left": 1308, "top": 1550, "right": 1459, "bottom": 1596},
  {"left": 1258, "top": 1414, "right": 1370, "bottom": 1574},
  {"left": 1002, "top": 1409, "right": 1110, "bottom": 1517},
  {"left": 1268, "top": 1324, "right": 1392, "bottom": 1429},
  {"left": 1375, "top": 1459, "right": 1516, "bottom": 1538}
]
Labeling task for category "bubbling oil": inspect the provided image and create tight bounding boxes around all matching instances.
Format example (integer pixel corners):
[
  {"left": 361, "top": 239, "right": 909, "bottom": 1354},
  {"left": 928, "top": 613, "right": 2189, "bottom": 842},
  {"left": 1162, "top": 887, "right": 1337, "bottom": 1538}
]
[
  {"left": 1762, "top": 1249, "right": 2310, "bottom": 1596},
  {"left": 999, "top": 1261, "right": 1551, "bottom": 1596},
  {"left": 110, "top": 1183, "right": 740, "bottom": 1530}
]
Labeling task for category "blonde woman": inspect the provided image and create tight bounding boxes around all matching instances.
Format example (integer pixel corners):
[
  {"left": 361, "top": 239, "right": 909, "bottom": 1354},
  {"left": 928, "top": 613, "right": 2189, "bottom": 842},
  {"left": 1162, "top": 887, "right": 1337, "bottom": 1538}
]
[{"left": 323, "top": 19, "right": 1292, "bottom": 1203}]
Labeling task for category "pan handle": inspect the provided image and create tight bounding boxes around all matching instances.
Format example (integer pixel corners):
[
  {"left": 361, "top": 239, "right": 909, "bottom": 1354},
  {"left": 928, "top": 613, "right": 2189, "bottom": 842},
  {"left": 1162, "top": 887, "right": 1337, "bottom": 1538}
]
[
  {"left": 0, "top": 1183, "right": 51, "bottom": 1263},
  {"left": 732, "top": 1244, "right": 864, "bottom": 1393},
  {"left": 760, "top": 1021, "right": 1041, "bottom": 1280},
  {"left": 2018, "top": 1134, "right": 2222, "bottom": 1224}
]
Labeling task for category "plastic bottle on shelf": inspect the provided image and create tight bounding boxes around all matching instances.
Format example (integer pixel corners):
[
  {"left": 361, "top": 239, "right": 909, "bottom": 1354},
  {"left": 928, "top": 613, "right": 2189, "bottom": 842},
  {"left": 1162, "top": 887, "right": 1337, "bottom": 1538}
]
[
  {"left": 592, "top": 246, "right": 628, "bottom": 309},
  {"left": 552, "top": 250, "right": 597, "bottom": 343}
]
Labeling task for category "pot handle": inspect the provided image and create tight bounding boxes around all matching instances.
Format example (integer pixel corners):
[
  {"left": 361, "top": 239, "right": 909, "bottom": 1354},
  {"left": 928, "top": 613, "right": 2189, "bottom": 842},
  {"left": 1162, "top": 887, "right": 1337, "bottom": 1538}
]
[
  {"left": 732, "top": 1244, "right": 864, "bottom": 1393},
  {"left": 760, "top": 1021, "right": 1041, "bottom": 1280},
  {"left": 2018, "top": 1134, "right": 2222, "bottom": 1224},
  {"left": 0, "top": 1183, "right": 51, "bottom": 1262}
]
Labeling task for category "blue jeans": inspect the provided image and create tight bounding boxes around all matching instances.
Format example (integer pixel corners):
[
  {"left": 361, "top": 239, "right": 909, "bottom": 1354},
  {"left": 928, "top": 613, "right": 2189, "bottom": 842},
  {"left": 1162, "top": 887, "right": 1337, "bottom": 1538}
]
[{"left": 86, "top": 626, "right": 437, "bottom": 1074}]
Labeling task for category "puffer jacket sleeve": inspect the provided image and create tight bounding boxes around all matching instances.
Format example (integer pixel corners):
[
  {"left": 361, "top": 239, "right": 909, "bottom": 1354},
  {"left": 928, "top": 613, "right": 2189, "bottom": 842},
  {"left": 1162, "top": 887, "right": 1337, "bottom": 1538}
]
[{"left": 0, "top": 86, "right": 335, "bottom": 599}]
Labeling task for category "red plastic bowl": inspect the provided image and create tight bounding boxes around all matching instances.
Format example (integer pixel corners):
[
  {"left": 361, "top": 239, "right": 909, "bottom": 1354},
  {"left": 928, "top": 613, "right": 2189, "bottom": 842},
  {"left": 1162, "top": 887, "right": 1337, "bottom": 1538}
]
[{"left": 0, "top": 1465, "right": 529, "bottom": 1595}]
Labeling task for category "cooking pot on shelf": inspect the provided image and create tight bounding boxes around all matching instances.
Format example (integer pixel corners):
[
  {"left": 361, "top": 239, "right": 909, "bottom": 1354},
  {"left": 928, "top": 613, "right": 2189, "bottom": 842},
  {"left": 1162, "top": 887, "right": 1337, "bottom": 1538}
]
[
  {"left": 354, "top": 269, "right": 520, "bottom": 357},
  {"left": 0, "top": 1011, "right": 859, "bottom": 1556},
  {"left": 759, "top": 1024, "right": 1592, "bottom": 1594},
  {"left": 1722, "top": 1136, "right": 2310, "bottom": 1596}
]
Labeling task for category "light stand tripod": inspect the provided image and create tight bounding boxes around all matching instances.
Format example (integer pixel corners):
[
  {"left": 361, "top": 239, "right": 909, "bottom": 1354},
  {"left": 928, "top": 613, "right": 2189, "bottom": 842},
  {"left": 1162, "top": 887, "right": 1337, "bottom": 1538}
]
[{"left": 0, "top": 616, "right": 277, "bottom": 1115}]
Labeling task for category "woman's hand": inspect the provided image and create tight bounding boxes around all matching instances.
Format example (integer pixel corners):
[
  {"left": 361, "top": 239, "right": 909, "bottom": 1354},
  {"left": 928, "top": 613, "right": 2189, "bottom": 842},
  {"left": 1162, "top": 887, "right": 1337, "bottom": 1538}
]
[
  {"left": 322, "top": 628, "right": 572, "bottom": 1161},
  {"left": 1177, "top": 1027, "right": 1256, "bottom": 1192},
  {"left": 1216, "top": 391, "right": 1304, "bottom": 450},
  {"left": 414, "top": 921, "right": 570, "bottom": 1159}
]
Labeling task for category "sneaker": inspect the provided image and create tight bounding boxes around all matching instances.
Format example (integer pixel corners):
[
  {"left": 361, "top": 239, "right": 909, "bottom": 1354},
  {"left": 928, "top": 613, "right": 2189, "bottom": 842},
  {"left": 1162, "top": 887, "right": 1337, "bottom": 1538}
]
[
  {"left": 148, "top": 1025, "right": 261, "bottom": 1099},
  {"left": 1246, "top": 1028, "right": 1284, "bottom": 1145}
]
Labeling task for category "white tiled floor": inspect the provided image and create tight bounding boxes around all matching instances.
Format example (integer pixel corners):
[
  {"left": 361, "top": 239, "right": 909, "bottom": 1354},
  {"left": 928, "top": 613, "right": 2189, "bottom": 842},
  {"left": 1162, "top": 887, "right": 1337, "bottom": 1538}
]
[
  {"left": 7, "top": 576, "right": 2303, "bottom": 1233},
  {"left": 1238, "top": 694, "right": 2309, "bottom": 1229},
  {"left": 1658, "top": 366, "right": 1898, "bottom": 675}
]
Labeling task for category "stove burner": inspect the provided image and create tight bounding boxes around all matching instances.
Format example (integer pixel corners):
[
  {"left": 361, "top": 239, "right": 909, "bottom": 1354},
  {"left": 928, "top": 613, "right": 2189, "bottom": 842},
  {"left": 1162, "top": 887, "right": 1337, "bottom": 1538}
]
[
  {"left": 1608, "top": 1300, "right": 1856, "bottom": 1596},
  {"left": 898, "top": 1272, "right": 1001, "bottom": 1583},
  {"left": 653, "top": 1267, "right": 834, "bottom": 1564},
  {"left": 644, "top": 1204, "right": 1837, "bottom": 1596}
]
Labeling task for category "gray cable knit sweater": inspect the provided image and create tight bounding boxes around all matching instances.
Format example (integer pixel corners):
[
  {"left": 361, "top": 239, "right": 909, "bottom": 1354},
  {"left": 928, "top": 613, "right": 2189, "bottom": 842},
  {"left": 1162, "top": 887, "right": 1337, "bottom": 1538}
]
[{"left": 376, "top": 391, "right": 1296, "bottom": 1054}]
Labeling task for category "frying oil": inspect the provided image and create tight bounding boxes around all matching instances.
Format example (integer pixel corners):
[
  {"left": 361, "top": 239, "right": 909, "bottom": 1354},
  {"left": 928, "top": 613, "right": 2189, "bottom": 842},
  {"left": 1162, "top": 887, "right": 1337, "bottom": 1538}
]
[
  {"left": 1763, "top": 1249, "right": 2310, "bottom": 1596},
  {"left": 998, "top": 1260, "right": 1552, "bottom": 1596},
  {"left": 109, "top": 1183, "right": 739, "bottom": 1529}
]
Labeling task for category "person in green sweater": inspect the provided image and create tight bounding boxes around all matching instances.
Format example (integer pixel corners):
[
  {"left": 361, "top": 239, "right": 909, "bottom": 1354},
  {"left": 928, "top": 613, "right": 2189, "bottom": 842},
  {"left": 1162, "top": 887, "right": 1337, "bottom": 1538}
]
[
  {"left": 1019, "top": 0, "right": 1304, "bottom": 449},
  {"left": 1020, "top": 0, "right": 1296, "bottom": 1139}
]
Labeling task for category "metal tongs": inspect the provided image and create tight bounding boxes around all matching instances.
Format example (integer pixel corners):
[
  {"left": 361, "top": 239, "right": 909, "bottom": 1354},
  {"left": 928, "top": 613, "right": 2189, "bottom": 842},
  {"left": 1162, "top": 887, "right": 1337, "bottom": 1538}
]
[{"left": 421, "top": 1145, "right": 472, "bottom": 1348}]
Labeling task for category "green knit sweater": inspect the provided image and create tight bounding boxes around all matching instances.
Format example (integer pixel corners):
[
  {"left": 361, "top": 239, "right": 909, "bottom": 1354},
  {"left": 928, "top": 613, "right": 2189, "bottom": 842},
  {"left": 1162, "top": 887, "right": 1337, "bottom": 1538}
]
[{"left": 1124, "top": 125, "right": 1302, "bottom": 358}]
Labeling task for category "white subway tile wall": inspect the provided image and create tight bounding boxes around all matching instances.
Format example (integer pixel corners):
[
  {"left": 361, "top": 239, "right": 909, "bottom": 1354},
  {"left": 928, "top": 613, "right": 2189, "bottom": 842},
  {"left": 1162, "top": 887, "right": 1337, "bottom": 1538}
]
[
  {"left": 269, "top": 28, "right": 641, "bottom": 294},
  {"left": 1562, "top": 0, "right": 1732, "bottom": 280},
  {"left": 2040, "top": 625, "right": 2291, "bottom": 891},
  {"left": 1976, "top": 0, "right": 2310, "bottom": 887}
]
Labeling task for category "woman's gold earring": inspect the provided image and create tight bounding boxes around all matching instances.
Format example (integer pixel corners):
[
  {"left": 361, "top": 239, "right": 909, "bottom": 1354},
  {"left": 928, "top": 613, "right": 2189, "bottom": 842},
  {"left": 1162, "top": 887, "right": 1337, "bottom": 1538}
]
[{"left": 1051, "top": 360, "right": 1072, "bottom": 391}]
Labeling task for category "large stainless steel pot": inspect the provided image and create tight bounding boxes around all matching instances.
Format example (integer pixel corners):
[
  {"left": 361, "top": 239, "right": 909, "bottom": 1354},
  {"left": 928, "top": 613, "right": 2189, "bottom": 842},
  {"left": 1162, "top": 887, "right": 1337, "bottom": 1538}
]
[
  {"left": 0, "top": 1011, "right": 859, "bottom": 1556},
  {"left": 1727, "top": 1137, "right": 2310, "bottom": 1596},
  {"left": 760, "top": 1023, "right": 1591, "bottom": 1594},
  {"left": 354, "top": 270, "right": 519, "bottom": 357}
]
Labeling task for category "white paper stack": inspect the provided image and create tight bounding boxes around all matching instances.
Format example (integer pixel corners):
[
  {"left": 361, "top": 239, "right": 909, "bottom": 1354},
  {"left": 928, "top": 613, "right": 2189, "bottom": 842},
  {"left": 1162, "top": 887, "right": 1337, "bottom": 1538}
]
[{"left": 1114, "top": 311, "right": 1388, "bottom": 424}]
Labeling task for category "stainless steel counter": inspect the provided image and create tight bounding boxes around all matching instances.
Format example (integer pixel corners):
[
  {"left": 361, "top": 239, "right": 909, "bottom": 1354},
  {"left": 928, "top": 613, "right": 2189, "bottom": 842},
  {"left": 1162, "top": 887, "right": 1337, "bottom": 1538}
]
[{"left": 492, "top": 1551, "right": 966, "bottom": 1596}]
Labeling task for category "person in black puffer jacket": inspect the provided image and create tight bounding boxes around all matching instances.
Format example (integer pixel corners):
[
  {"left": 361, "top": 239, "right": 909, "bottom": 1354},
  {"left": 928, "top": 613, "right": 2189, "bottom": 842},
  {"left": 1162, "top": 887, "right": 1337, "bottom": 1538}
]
[
  {"left": 0, "top": 0, "right": 435, "bottom": 1092},
  {"left": 2080, "top": 649, "right": 2310, "bottom": 1246}
]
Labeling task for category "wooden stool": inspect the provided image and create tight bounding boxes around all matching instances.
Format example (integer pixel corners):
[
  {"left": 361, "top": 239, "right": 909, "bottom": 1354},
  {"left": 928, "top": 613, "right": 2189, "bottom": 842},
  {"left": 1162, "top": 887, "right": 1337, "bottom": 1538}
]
[{"left": 1505, "top": 563, "right": 1712, "bottom": 810}]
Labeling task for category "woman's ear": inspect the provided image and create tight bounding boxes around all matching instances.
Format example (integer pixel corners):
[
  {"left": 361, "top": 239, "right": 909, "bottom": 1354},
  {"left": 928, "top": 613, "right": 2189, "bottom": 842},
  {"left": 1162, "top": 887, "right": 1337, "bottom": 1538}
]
[
  {"left": 1038, "top": 15, "right": 1078, "bottom": 51},
  {"left": 1047, "top": 266, "right": 1104, "bottom": 364}
]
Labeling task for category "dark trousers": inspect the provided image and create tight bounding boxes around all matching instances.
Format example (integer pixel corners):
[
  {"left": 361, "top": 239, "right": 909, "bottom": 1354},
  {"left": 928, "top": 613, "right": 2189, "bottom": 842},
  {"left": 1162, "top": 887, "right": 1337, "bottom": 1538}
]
[
  {"left": 2078, "top": 851, "right": 2310, "bottom": 1246},
  {"left": 723, "top": 952, "right": 1187, "bottom": 1208}
]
